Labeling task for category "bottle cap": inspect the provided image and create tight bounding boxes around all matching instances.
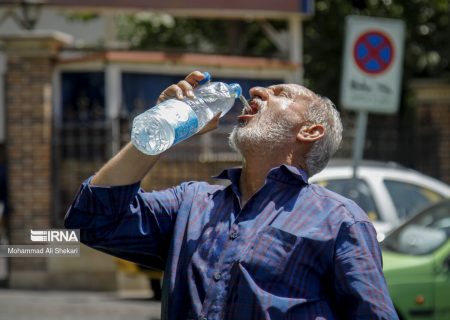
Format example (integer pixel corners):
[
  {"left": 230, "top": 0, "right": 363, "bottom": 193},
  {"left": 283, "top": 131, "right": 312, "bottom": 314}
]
[
  {"left": 229, "top": 83, "right": 242, "bottom": 98},
  {"left": 198, "top": 72, "right": 211, "bottom": 85}
]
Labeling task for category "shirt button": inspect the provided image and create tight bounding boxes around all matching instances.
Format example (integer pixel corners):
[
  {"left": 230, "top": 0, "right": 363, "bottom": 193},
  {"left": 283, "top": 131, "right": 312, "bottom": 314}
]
[
  {"left": 213, "top": 272, "right": 222, "bottom": 281},
  {"left": 229, "top": 231, "right": 239, "bottom": 240}
]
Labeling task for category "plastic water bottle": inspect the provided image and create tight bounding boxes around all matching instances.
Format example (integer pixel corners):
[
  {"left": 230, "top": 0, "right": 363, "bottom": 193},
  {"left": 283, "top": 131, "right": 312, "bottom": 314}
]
[{"left": 131, "top": 72, "right": 242, "bottom": 155}]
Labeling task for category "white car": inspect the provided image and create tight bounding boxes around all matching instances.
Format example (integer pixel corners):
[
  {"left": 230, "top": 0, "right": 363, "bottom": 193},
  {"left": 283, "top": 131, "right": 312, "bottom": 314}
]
[{"left": 309, "top": 160, "right": 450, "bottom": 241}]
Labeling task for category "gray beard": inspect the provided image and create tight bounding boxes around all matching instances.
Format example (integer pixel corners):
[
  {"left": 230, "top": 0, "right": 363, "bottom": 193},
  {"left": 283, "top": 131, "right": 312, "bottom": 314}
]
[{"left": 229, "top": 113, "right": 297, "bottom": 157}]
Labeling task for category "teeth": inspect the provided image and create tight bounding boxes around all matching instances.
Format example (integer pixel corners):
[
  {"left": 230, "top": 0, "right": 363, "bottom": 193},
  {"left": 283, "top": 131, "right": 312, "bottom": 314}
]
[
  {"left": 242, "top": 97, "right": 265, "bottom": 115},
  {"left": 251, "top": 99, "right": 264, "bottom": 112}
]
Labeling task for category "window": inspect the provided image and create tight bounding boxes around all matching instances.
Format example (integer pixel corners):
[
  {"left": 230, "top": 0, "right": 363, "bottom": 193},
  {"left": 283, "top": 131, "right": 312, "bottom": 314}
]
[
  {"left": 55, "top": 71, "right": 107, "bottom": 223},
  {"left": 383, "top": 180, "right": 444, "bottom": 221},
  {"left": 316, "top": 179, "right": 380, "bottom": 221},
  {"left": 60, "top": 72, "right": 107, "bottom": 160},
  {"left": 61, "top": 72, "right": 105, "bottom": 124},
  {"left": 383, "top": 200, "right": 450, "bottom": 255}
]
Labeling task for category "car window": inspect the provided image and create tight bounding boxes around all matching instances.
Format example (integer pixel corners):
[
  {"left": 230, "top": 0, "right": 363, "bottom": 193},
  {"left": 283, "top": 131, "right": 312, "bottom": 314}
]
[
  {"left": 315, "top": 179, "right": 380, "bottom": 222},
  {"left": 383, "top": 200, "right": 450, "bottom": 255},
  {"left": 383, "top": 180, "right": 444, "bottom": 220}
]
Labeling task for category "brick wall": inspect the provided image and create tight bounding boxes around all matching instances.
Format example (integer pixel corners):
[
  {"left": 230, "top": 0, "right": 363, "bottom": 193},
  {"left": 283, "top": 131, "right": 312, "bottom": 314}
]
[{"left": 2, "top": 32, "right": 71, "bottom": 288}]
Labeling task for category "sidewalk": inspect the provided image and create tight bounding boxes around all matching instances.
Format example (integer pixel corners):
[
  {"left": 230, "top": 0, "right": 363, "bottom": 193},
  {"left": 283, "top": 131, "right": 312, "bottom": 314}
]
[{"left": 0, "top": 289, "right": 161, "bottom": 320}]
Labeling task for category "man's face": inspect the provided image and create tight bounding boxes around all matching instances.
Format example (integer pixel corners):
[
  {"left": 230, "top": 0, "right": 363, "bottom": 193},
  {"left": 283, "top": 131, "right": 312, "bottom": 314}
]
[
  {"left": 237, "top": 84, "right": 306, "bottom": 128},
  {"left": 229, "top": 84, "right": 311, "bottom": 156}
]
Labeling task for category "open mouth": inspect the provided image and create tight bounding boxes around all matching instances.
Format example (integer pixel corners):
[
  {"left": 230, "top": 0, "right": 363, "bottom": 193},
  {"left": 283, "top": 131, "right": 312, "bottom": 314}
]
[{"left": 237, "top": 98, "right": 263, "bottom": 123}]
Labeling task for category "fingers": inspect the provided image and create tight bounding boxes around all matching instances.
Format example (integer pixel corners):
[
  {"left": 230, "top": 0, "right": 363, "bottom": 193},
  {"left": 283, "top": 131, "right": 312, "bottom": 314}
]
[
  {"left": 177, "top": 80, "right": 194, "bottom": 98},
  {"left": 197, "top": 112, "right": 221, "bottom": 135},
  {"left": 157, "top": 71, "right": 208, "bottom": 103},
  {"left": 185, "top": 70, "right": 206, "bottom": 86},
  {"left": 157, "top": 84, "right": 182, "bottom": 103}
]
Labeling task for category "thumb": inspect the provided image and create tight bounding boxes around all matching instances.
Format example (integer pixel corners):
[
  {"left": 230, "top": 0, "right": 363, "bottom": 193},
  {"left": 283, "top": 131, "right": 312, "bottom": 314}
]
[{"left": 197, "top": 113, "right": 221, "bottom": 135}]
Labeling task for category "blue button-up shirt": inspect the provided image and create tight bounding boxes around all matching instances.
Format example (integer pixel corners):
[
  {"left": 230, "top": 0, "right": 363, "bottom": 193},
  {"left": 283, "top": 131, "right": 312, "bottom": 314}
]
[{"left": 65, "top": 165, "right": 398, "bottom": 320}]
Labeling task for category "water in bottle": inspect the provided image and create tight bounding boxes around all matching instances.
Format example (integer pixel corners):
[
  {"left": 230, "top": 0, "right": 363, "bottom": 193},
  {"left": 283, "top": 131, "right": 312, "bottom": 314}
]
[{"left": 131, "top": 74, "right": 242, "bottom": 155}]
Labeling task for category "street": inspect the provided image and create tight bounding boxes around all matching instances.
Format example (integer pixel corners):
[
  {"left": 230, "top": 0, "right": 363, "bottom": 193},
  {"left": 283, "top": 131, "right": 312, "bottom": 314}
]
[{"left": 0, "top": 289, "right": 161, "bottom": 320}]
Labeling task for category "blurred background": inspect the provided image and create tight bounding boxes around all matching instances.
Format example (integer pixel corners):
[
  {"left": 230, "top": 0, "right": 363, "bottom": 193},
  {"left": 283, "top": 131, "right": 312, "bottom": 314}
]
[{"left": 0, "top": 0, "right": 448, "bottom": 319}]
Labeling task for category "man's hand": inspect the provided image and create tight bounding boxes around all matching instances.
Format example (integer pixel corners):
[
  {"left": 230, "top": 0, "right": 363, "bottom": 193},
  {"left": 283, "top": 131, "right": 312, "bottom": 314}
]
[
  {"left": 90, "top": 71, "right": 219, "bottom": 187},
  {"left": 157, "top": 71, "right": 205, "bottom": 103},
  {"left": 198, "top": 113, "right": 220, "bottom": 135},
  {"left": 157, "top": 71, "right": 220, "bottom": 135}
]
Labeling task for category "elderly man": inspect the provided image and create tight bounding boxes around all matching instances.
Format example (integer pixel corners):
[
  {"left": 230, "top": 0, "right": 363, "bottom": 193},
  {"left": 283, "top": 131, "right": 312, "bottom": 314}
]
[{"left": 65, "top": 71, "right": 398, "bottom": 319}]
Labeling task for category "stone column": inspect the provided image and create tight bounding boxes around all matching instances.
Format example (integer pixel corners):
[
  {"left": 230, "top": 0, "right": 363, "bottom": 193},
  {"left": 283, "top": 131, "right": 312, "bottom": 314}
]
[{"left": 1, "top": 31, "right": 72, "bottom": 288}]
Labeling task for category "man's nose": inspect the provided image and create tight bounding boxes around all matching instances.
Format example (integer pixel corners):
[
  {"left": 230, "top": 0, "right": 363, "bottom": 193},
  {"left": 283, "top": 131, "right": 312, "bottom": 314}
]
[{"left": 249, "top": 87, "right": 270, "bottom": 100}]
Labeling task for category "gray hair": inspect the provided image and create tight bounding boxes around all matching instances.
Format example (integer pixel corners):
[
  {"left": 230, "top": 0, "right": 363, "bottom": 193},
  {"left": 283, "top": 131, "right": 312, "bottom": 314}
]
[{"left": 303, "top": 95, "right": 343, "bottom": 177}]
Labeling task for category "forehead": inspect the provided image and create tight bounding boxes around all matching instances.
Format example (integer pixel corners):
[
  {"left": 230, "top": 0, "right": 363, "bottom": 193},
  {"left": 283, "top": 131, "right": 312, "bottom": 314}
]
[{"left": 268, "top": 84, "right": 316, "bottom": 101}]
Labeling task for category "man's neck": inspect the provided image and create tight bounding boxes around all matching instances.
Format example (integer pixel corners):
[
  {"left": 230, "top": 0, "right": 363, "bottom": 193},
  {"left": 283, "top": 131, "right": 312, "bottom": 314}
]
[
  {"left": 239, "top": 161, "right": 267, "bottom": 207},
  {"left": 239, "top": 151, "right": 305, "bottom": 207}
]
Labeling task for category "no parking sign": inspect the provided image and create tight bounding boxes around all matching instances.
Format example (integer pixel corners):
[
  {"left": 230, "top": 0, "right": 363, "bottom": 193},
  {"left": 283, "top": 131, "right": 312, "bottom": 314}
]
[{"left": 341, "top": 16, "right": 405, "bottom": 114}]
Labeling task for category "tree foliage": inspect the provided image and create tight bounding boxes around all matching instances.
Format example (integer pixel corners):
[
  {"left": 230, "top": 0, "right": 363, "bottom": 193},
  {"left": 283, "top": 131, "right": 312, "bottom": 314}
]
[
  {"left": 117, "top": 0, "right": 450, "bottom": 101},
  {"left": 304, "top": 0, "right": 450, "bottom": 101},
  {"left": 117, "top": 13, "right": 281, "bottom": 56}
]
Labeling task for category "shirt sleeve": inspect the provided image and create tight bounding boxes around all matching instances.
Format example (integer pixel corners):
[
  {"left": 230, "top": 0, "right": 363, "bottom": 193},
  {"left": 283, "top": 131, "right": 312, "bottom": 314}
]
[
  {"left": 64, "top": 176, "right": 192, "bottom": 270},
  {"left": 333, "top": 220, "right": 399, "bottom": 319}
]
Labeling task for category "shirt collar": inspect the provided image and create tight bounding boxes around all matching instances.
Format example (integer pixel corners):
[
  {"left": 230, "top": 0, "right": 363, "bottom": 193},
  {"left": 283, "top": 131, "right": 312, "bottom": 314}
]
[{"left": 212, "top": 164, "right": 309, "bottom": 186}]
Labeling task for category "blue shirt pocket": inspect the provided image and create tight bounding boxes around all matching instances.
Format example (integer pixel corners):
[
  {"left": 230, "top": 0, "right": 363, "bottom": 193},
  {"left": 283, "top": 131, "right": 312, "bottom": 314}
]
[{"left": 241, "top": 225, "right": 298, "bottom": 280}]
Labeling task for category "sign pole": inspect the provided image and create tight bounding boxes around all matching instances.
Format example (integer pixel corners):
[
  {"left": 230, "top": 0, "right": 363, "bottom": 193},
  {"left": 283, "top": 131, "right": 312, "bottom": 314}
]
[
  {"left": 341, "top": 16, "right": 405, "bottom": 178},
  {"left": 288, "top": 15, "right": 303, "bottom": 84},
  {"left": 352, "top": 110, "right": 368, "bottom": 179}
]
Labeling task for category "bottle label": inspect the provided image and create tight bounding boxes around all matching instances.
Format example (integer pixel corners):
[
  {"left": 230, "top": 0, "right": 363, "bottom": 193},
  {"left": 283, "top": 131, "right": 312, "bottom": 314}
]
[{"left": 156, "top": 99, "right": 199, "bottom": 145}]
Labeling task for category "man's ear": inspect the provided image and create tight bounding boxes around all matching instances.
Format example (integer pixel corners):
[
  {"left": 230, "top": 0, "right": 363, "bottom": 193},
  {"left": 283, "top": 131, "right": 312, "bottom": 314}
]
[{"left": 296, "top": 124, "right": 325, "bottom": 142}]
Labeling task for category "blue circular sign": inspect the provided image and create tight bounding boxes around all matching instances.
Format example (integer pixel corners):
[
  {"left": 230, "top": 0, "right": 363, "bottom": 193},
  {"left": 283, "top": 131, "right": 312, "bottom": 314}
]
[{"left": 353, "top": 30, "right": 394, "bottom": 75}]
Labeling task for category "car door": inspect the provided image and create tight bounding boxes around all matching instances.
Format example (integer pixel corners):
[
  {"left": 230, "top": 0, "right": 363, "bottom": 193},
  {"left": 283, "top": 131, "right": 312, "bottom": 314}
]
[
  {"left": 427, "top": 202, "right": 450, "bottom": 320},
  {"left": 433, "top": 242, "right": 450, "bottom": 320}
]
